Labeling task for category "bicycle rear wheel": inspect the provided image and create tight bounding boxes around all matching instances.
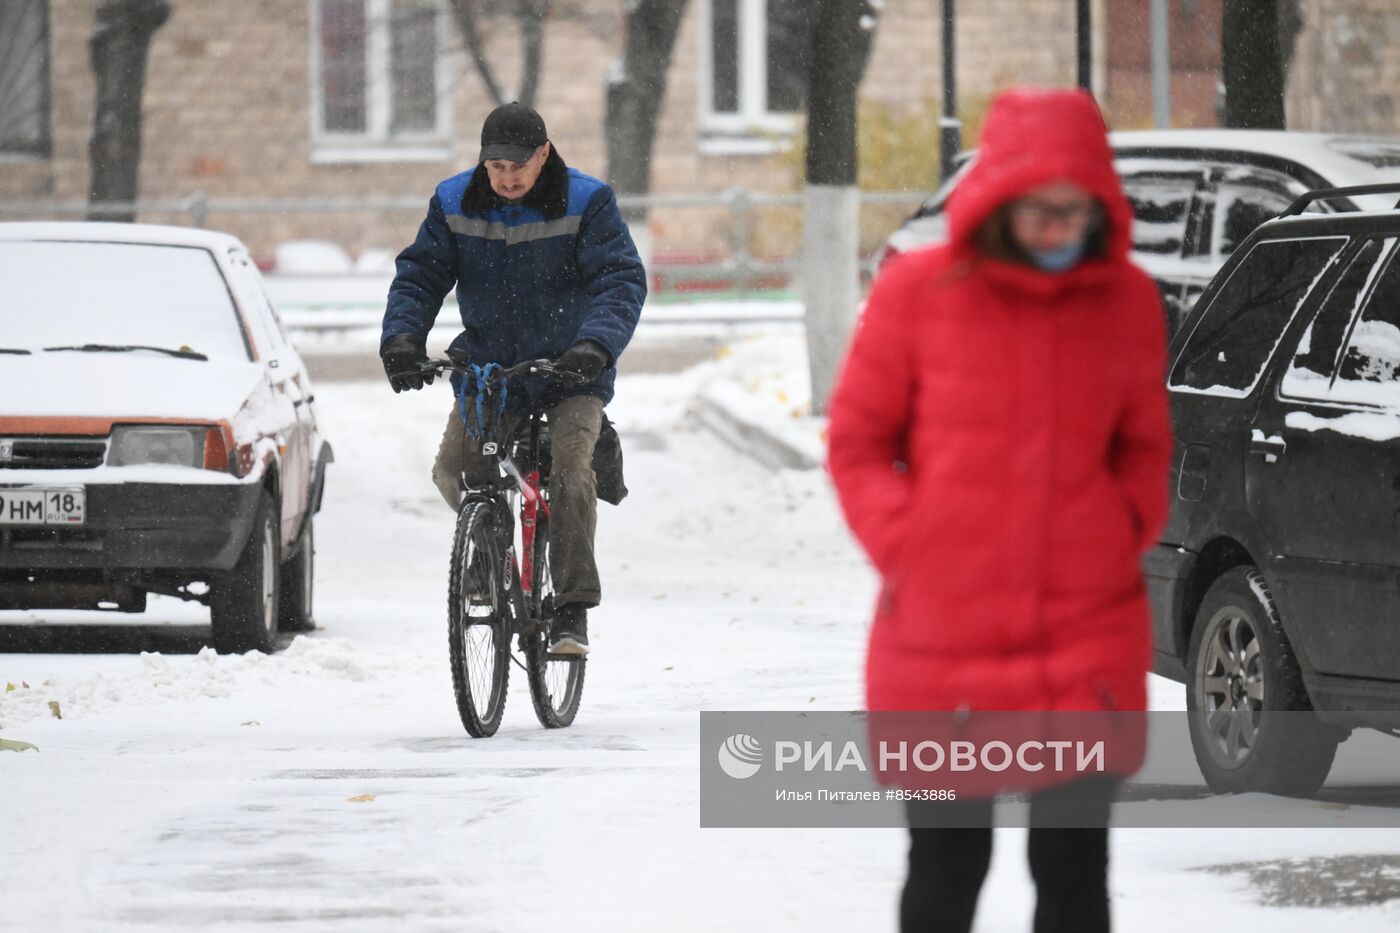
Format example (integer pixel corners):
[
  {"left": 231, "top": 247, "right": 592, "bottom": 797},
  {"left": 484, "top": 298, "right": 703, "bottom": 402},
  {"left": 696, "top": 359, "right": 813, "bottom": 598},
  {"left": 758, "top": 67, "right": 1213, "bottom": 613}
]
[
  {"left": 448, "top": 500, "right": 512, "bottom": 737},
  {"left": 525, "top": 509, "right": 586, "bottom": 728}
]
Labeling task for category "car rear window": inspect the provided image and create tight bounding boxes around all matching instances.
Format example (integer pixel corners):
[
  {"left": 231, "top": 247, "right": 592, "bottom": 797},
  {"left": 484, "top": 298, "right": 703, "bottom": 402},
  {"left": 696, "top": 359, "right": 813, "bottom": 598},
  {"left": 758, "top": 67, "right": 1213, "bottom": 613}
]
[
  {"left": 1171, "top": 237, "right": 1348, "bottom": 397},
  {"left": 0, "top": 240, "right": 250, "bottom": 361}
]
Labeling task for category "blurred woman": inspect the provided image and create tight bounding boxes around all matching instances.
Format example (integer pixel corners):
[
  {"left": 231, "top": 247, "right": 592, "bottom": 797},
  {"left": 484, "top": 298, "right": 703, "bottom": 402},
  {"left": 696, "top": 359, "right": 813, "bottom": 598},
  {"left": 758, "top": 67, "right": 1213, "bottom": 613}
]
[{"left": 826, "top": 87, "right": 1173, "bottom": 933}]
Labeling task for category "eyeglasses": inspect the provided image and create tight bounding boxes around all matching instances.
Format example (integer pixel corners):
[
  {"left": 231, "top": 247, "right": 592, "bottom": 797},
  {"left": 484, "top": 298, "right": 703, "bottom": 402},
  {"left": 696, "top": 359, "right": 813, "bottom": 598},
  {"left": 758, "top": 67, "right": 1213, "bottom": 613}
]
[{"left": 1009, "top": 198, "right": 1100, "bottom": 230}]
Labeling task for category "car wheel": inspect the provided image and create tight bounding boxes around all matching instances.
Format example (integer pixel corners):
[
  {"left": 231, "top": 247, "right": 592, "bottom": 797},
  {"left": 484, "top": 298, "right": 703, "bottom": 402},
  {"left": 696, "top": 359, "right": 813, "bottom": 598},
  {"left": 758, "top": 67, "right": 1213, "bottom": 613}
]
[
  {"left": 1185, "top": 566, "right": 1343, "bottom": 797},
  {"left": 211, "top": 491, "right": 280, "bottom": 654},
  {"left": 278, "top": 516, "right": 316, "bottom": 633}
]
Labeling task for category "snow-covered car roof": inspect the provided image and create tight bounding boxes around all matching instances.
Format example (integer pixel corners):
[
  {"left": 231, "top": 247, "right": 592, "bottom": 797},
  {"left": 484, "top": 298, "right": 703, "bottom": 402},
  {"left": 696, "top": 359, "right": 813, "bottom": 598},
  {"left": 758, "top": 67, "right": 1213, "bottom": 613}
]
[
  {"left": 1109, "top": 130, "right": 1400, "bottom": 207},
  {"left": 0, "top": 221, "right": 247, "bottom": 252},
  {"left": 902, "top": 130, "right": 1400, "bottom": 228}
]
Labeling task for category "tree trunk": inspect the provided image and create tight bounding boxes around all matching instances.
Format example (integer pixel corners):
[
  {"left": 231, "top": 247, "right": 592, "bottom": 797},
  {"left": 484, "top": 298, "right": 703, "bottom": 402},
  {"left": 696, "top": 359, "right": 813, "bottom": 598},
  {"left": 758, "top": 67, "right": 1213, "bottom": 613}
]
[
  {"left": 1221, "top": 0, "right": 1285, "bottom": 129},
  {"left": 604, "top": 0, "right": 688, "bottom": 280},
  {"left": 604, "top": 0, "right": 688, "bottom": 202},
  {"left": 87, "top": 0, "right": 171, "bottom": 222},
  {"left": 804, "top": 0, "right": 877, "bottom": 415}
]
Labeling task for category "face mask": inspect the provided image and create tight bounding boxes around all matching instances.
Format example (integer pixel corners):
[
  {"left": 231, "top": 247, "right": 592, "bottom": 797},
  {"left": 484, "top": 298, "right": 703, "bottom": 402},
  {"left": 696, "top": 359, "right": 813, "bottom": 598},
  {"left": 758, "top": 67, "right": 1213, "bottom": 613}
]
[{"left": 1028, "top": 237, "right": 1087, "bottom": 273}]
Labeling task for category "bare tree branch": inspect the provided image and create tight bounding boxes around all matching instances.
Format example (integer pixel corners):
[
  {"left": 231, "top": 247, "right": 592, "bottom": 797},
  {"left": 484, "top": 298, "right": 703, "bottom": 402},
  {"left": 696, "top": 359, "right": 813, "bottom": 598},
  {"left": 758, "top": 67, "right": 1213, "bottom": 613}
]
[
  {"left": 449, "top": 0, "right": 506, "bottom": 105},
  {"left": 448, "top": 0, "right": 552, "bottom": 109}
]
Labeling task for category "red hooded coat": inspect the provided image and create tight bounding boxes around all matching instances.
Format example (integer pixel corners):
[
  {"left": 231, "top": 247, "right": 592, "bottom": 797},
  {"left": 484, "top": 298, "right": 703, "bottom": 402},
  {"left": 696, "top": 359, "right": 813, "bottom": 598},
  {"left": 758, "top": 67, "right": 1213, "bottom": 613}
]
[{"left": 827, "top": 89, "right": 1173, "bottom": 727}]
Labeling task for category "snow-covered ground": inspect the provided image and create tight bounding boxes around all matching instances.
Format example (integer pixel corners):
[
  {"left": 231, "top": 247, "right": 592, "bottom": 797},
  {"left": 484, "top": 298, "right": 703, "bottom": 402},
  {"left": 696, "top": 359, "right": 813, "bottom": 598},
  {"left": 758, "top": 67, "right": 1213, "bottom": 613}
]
[{"left": 4, "top": 329, "right": 1400, "bottom": 930}]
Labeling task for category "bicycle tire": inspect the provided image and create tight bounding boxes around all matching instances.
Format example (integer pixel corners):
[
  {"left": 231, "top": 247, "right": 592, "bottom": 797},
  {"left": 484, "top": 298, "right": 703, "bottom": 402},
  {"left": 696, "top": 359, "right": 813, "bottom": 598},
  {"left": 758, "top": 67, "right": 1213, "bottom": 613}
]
[
  {"left": 448, "top": 499, "right": 512, "bottom": 737},
  {"left": 525, "top": 504, "right": 586, "bottom": 728}
]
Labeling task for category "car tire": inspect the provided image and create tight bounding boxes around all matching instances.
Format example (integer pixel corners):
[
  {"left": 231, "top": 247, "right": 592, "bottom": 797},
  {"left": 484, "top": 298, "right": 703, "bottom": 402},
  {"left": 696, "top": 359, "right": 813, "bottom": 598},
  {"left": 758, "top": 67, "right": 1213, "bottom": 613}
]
[
  {"left": 211, "top": 491, "right": 281, "bottom": 654},
  {"left": 1185, "top": 566, "right": 1343, "bottom": 797},
  {"left": 278, "top": 517, "right": 316, "bottom": 633}
]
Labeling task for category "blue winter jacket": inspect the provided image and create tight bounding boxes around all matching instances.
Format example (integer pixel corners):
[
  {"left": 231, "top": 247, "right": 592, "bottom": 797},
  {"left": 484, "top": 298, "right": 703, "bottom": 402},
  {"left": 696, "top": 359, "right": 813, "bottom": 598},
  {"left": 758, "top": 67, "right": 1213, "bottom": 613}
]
[{"left": 382, "top": 151, "right": 646, "bottom": 408}]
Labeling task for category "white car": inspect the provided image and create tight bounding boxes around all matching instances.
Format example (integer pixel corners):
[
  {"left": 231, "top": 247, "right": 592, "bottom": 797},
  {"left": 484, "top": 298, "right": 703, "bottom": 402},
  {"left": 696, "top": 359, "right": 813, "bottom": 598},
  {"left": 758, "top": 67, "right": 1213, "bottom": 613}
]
[
  {"left": 880, "top": 130, "right": 1400, "bottom": 333},
  {"left": 0, "top": 223, "right": 332, "bottom": 653}
]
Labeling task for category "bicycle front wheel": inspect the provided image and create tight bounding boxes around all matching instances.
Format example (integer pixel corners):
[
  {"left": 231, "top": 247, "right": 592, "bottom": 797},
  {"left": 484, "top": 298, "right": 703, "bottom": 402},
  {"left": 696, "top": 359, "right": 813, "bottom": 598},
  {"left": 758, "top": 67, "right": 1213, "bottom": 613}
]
[
  {"left": 448, "top": 500, "right": 512, "bottom": 737},
  {"left": 525, "top": 510, "right": 586, "bottom": 728}
]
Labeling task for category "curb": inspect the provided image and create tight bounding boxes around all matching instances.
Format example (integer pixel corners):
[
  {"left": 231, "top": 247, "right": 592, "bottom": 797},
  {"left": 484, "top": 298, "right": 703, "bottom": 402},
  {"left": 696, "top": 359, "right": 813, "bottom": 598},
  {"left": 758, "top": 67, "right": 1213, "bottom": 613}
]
[{"left": 694, "top": 383, "right": 823, "bottom": 471}]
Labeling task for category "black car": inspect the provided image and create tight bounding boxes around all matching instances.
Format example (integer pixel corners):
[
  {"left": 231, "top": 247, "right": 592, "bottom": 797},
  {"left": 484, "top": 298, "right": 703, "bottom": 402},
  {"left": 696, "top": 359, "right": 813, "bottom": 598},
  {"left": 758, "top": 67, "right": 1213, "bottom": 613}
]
[{"left": 1147, "top": 183, "right": 1400, "bottom": 796}]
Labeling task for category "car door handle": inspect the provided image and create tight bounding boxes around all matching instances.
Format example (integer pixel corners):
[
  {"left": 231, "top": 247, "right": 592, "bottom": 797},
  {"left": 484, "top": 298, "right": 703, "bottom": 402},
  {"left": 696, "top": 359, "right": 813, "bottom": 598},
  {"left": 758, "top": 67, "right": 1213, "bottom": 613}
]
[{"left": 1248, "top": 432, "right": 1286, "bottom": 460}]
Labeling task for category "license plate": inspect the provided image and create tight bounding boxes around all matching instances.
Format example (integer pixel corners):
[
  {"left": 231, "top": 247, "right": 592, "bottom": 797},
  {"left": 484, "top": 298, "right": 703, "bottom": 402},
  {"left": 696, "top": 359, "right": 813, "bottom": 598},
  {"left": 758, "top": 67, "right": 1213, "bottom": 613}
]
[{"left": 0, "top": 488, "right": 86, "bottom": 525}]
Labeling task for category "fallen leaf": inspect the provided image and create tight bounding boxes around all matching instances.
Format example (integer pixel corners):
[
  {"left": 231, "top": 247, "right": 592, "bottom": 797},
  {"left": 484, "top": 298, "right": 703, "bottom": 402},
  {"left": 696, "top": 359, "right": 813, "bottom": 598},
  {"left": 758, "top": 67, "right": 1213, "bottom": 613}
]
[
  {"left": 347, "top": 794, "right": 377, "bottom": 803},
  {"left": 663, "top": 666, "right": 674, "bottom": 671},
  {"left": 1319, "top": 802, "right": 1349, "bottom": 811},
  {"left": 0, "top": 738, "right": 38, "bottom": 752},
  {"left": 4, "top": 682, "right": 14, "bottom": 693},
  {"left": 240, "top": 721, "right": 261, "bottom": 727},
  {"left": 47, "top": 700, "right": 62, "bottom": 720}
]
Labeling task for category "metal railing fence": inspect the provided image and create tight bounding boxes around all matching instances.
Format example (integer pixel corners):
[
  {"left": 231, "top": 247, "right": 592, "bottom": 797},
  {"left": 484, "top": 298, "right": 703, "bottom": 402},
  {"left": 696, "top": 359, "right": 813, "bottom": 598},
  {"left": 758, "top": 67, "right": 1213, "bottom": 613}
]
[{"left": 0, "top": 189, "right": 929, "bottom": 298}]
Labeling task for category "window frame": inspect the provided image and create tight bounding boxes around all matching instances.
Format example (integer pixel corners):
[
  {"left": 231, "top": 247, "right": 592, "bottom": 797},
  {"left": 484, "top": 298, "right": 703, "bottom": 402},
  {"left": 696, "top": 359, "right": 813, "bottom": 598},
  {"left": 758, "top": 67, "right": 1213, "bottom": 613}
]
[
  {"left": 1280, "top": 236, "right": 1390, "bottom": 405},
  {"left": 1118, "top": 167, "right": 1205, "bottom": 260},
  {"left": 696, "top": 0, "right": 801, "bottom": 154},
  {"left": 308, "top": 0, "right": 453, "bottom": 164},
  {"left": 1169, "top": 235, "right": 1350, "bottom": 399},
  {"left": 0, "top": 0, "right": 53, "bottom": 162},
  {"left": 1282, "top": 236, "right": 1400, "bottom": 409}
]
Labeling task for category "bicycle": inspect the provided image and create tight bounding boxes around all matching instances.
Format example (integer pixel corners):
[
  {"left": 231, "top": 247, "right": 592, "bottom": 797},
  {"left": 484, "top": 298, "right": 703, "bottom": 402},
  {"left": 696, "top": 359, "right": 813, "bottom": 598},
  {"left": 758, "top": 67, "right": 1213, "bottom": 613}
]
[{"left": 423, "top": 355, "right": 588, "bottom": 737}]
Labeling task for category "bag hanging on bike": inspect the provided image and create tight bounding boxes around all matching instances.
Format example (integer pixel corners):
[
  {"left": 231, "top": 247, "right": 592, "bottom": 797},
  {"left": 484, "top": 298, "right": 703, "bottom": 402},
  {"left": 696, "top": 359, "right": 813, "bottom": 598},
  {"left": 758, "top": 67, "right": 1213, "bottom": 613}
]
[{"left": 593, "top": 413, "right": 628, "bottom": 506}]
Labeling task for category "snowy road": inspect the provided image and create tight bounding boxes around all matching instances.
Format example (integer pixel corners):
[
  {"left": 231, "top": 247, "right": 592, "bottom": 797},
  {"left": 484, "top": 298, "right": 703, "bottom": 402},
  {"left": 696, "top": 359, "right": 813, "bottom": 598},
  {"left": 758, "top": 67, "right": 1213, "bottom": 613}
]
[{"left": 4, "top": 361, "right": 1400, "bottom": 931}]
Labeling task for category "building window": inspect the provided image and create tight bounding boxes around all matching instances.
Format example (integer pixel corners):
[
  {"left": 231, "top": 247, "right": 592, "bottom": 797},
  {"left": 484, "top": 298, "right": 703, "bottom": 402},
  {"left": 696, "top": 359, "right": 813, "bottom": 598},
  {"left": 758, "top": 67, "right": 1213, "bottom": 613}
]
[
  {"left": 699, "top": 0, "right": 808, "bottom": 151},
  {"left": 311, "top": 0, "right": 449, "bottom": 161},
  {"left": 0, "top": 0, "right": 52, "bottom": 159}
]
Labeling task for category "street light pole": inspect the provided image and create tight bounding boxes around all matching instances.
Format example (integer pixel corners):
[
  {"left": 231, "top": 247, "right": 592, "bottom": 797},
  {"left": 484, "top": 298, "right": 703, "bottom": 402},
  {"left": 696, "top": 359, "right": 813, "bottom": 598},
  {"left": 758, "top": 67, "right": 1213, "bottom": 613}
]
[
  {"left": 1151, "top": 0, "right": 1171, "bottom": 126},
  {"left": 1076, "top": 0, "right": 1091, "bottom": 91},
  {"left": 940, "top": 0, "right": 960, "bottom": 181}
]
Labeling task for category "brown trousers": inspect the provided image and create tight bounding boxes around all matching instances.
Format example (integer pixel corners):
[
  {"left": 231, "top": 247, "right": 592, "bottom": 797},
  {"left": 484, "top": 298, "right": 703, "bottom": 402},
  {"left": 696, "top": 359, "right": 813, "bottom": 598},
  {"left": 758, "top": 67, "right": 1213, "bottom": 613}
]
[{"left": 432, "top": 394, "right": 603, "bottom": 608}]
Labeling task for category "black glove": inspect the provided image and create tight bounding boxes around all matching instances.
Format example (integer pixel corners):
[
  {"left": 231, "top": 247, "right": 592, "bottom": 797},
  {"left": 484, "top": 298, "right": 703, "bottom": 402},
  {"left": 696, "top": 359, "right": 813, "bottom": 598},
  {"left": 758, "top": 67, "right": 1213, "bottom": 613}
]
[
  {"left": 556, "top": 340, "right": 610, "bottom": 382},
  {"left": 381, "top": 334, "right": 434, "bottom": 393}
]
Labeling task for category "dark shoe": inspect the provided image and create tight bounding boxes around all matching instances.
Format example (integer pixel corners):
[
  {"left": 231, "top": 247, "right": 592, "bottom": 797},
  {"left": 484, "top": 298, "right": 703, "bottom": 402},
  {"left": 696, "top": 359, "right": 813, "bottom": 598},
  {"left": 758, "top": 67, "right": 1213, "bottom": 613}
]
[{"left": 548, "top": 603, "right": 590, "bottom": 655}]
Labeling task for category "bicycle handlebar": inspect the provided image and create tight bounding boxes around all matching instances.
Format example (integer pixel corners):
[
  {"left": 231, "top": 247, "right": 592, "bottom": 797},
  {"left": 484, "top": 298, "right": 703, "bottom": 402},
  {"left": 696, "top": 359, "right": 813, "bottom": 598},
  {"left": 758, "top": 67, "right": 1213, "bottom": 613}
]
[{"left": 420, "top": 356, "right": 587, "bottom": 387}]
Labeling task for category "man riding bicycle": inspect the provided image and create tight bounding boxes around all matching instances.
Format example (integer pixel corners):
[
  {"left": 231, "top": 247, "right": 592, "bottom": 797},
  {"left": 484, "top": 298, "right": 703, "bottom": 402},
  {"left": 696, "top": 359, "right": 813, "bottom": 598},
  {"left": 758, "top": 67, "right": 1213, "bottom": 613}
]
[{"left": 380, "top": 101, "right": 646, "bottom": 656}]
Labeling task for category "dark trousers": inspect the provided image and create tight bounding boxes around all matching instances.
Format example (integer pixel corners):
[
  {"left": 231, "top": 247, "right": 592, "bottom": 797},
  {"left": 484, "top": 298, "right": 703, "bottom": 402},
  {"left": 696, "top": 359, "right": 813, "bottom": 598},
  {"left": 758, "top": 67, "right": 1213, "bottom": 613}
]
[{"left": 900, "top": 777, "right": 1119, "bottom": 933}]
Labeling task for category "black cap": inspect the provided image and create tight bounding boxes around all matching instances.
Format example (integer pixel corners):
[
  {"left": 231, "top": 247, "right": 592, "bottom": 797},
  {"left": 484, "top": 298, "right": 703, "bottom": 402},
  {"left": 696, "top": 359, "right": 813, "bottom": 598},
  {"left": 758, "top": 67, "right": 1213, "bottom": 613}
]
[{"left": 479, "top": 102, "right": 548, "bottom": 164}]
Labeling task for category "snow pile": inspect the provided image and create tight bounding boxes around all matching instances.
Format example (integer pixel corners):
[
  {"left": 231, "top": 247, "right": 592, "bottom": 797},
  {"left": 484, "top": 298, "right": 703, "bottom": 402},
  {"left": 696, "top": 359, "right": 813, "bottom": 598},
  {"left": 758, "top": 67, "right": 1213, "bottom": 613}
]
[
  {"left": 0, "top": 636, "right": 400, "bottom": 729},
  {"left": 273, "top": 240, "right": 354, "bottom": 275},
  {"left": 695, "top": 329, "right": 827, "bottom": 469},
  {"left": 1286, "top": 409, "right": 1400, "bottom": 441}
]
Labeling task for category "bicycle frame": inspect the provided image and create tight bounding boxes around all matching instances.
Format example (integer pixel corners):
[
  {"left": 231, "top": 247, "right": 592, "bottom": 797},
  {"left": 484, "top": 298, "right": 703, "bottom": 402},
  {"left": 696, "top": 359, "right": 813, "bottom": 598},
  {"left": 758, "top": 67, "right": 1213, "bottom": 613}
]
[
  {"left": 481, "top": 418, "right": 550, "bottom": 601},
  {"left": 430, "top": 357, "right": 578, "bottom": 615}
]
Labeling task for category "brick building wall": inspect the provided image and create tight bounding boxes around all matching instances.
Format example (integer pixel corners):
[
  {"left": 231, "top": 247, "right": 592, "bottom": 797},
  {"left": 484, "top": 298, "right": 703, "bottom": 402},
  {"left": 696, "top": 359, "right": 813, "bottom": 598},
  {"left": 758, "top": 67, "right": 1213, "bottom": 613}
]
[
  {"left": 1102, "top": 0, "right": 1223, "bottom": 128},
  {"left": 2, "top": 1, "right": 1394, "bottom": 261},
  {"left": 0, "top": 1, "right": 1124, "bottom": 259},
  {"left": 1286, "top": 0, "right": 1400, "bottom": 133}
]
